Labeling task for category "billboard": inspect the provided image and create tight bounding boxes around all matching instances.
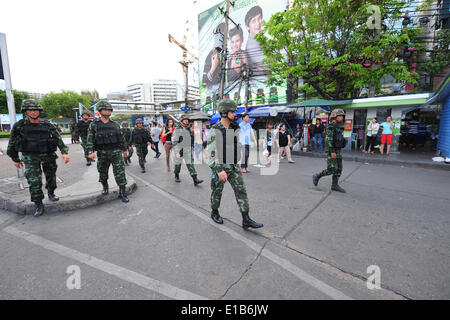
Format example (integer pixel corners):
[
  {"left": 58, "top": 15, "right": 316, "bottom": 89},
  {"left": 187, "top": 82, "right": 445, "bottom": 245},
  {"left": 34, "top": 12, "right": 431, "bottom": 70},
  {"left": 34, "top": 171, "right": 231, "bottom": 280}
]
[{"left": 198, "top": 0, "right": 288, "bottom": 111}]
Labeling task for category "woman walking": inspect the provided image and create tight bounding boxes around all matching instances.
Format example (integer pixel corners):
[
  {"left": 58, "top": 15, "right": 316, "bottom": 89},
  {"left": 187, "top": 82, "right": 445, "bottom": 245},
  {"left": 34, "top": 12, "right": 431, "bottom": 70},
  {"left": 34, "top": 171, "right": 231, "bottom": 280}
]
[{"left": 162, "top": 118, "right": 176, "bottom": 171}]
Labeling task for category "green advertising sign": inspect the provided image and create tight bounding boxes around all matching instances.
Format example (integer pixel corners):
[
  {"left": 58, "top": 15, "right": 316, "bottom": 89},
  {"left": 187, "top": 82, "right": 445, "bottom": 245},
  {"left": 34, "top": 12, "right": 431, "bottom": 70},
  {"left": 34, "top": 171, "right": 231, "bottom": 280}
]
[{"left": 198, "top": 0, "right": 288, "bottom": 111}]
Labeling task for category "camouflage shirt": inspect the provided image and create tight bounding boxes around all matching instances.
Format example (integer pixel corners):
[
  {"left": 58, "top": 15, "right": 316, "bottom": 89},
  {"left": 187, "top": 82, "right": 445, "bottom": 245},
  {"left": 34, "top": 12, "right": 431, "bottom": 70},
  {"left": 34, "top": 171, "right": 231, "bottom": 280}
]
[
  {"left": 172, "top": 125, "right": 194, "bottom": 155},
  {"left": 325, "top": 121, "right": 340, "bottom": 154},
  {"left": 86, "top": 119, "right": 127, "bottom": 152},
  {"left": 7, "top": 117, "right": 69, "bottom": 162},
  {"left": 206, "top": 121, "right": 241, "bottom": 174}
]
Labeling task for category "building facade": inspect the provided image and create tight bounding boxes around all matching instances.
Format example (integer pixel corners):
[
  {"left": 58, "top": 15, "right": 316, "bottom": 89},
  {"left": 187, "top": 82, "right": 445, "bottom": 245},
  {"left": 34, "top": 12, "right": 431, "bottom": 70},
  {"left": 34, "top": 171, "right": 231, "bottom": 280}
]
[
  {"left": 151, "top": 79, "right": 183, "bottom": 104},
  {"left": 127, "top": 83, "right": 152, "bottom": 103}
]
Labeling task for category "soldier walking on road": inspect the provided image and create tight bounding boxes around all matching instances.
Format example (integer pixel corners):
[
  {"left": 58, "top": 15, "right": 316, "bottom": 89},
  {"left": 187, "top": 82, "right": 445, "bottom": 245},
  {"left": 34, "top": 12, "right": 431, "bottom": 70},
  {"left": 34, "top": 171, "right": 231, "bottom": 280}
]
[
  {"left": 131, "top": 119, "right": 151, "bottom": 173},
  {"left": 86, "top": 101, "right": 129, "bottom": 203},
  {"left": 312, "top": 109, "right": 347, "bottom": 193},
  {"left": 7, "top": 99, "right": 70, "bottom": 217},
  {"left": 121, "top": 122, "right": 133, "bottom": 166},
  {"left": 206, "top": 99, "right": 263, "bottom": 230},
  {"left": 74, "top": 111, "right": 93, "bottom": 166},
  {"left": 172, "top": 114, "right": 203, "bottom": 185}
]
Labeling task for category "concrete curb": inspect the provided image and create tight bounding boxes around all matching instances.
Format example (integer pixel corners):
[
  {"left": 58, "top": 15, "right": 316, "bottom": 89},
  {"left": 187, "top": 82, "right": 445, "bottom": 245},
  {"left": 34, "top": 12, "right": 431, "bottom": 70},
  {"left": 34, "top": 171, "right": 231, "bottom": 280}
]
[
  {"left": 292, "top": 151, "right": 450, "bottom": 171},
  {"left": 0, "top": 177, "right": 137, "bottom": 216}
]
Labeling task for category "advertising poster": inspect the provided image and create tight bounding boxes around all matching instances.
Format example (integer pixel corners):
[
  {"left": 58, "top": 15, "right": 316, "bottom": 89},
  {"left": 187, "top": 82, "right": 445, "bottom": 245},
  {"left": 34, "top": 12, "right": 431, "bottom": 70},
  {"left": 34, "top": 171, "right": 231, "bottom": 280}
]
[{"left": 198, "top": 0, "right": 288, "bottom": 111}]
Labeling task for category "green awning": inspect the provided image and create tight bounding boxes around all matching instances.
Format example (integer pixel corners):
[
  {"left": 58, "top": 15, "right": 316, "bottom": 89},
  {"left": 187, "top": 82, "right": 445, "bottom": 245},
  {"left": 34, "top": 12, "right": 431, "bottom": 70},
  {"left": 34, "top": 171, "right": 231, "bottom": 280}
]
[{"left": 288, "top": 99, "right": 353, "bottom": 108}]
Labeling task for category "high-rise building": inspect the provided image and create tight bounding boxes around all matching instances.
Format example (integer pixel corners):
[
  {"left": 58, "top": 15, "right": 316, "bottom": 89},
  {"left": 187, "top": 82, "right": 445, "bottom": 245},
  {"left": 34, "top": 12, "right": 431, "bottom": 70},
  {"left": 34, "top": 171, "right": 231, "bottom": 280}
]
[
  {"left": 127, "top": 83, "right": 152, "bottom": 102},
  {"left": 106, "top": 91, "right": 133, "bottom": 101},
  {"left": 152, "top": 79, "right": 183, "bottom": 104}
]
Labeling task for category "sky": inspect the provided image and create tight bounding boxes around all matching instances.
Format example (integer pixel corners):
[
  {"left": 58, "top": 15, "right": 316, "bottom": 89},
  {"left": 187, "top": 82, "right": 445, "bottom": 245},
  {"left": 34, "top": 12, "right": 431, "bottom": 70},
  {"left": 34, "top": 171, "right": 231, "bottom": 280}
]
[{"left": 0, "top": 0, "right": 222, "bottom": 97}]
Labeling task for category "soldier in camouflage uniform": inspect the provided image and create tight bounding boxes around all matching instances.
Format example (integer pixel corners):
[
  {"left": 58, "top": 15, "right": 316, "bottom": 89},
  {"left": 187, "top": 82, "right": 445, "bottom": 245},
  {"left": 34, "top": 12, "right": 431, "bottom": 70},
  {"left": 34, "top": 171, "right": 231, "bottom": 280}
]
[
  {"left": 74, "top": 111, "right": 93, "bottom": 166},
  {"left": 121, "top": 122, "right": 133, "bottom": 166},
  {"left": 7, "top": 99, "right": 70, "bottom": 217},
  {"left": 131, "top": 119, "right": 151, "bottom": 173},
  {"left": 206, "top": 99, "right": 263, "bottom": 230},
  {"left": 312, "top": 108, "right": 347, "bottom": 193},
  {"left": 172, "top": 114, "right": 203, "bottom": 186},
  {"left": 86, "top": 101, "right": 129, "bottom": 203}
]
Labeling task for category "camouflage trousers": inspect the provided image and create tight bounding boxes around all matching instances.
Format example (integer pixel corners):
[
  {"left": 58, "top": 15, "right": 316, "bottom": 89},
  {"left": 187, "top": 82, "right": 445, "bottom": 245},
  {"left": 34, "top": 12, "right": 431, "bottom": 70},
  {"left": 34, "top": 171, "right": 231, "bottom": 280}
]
[
  {"left": 211, "top": 164, "right": 249, "bottom": 214},
  {"left": 174, "top": 152, "right": 197, "bottom": 177},
  {"left": 135, "top": 144, "right": 148, "bottom": 167},
  {"left": 22, "top": 153, "right": 58, "bottom": 203},
  {"left": 125, "top": 146, "right": 134, "bottom": 162},
  {"left": 97, "top": 149, "right": 127, "bottom": 186},
  {"left": 319, "top": 152, "right": 343, "bottom": 179},
  {"left": 80, "top": 137, "right": 89, "bottom": 159}
]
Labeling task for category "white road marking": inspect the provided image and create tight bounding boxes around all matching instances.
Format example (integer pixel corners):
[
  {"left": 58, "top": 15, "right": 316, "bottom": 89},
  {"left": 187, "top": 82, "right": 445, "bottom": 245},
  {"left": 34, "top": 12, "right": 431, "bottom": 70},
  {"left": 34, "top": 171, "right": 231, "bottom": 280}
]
[
  {"left": 128, "top": 172, "right": 353, "bottom": 300},
  {"left": 119, "top": 209, "right": 144, "bottom": 225},
  {"left": 3, "top": 226, "right": 207, "bottom": 300}
]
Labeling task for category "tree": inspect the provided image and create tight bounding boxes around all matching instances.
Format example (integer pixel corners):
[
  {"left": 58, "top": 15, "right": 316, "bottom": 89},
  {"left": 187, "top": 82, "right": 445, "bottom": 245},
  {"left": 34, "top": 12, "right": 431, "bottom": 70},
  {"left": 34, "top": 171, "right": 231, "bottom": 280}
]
[
  {"left": 40, "top": 90, "right": 91, "bottom": 118},
  {"left": 0, "top": 90, "right": 26, "bottom": 114},
  {"left": 80, "top": 89, "right": 100, "bottom": 106},
  {"left": 255, "top": 0, "right": 424, "bottom": 100}
]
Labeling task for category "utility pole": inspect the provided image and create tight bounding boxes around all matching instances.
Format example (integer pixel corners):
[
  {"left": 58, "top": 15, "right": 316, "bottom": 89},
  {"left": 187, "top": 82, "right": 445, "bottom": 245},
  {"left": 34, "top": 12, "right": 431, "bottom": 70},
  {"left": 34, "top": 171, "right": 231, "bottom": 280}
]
[
  {"left": 0, "top": 33, "right": 16, "bottom": 125},
  {"left": 219, "top": 0, "right": 231, "bottom": 99}
]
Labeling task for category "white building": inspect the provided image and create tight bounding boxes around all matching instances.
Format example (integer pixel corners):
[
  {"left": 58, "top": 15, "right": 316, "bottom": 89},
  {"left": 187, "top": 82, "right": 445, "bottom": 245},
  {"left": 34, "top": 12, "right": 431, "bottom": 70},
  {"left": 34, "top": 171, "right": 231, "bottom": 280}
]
[
  {"left": 127, "top": 83, "right": 152, "bottom": 103},
  {"left": 187, "top": 85, "right": 200, "bottom": 103},
  {"left": 151, "top": 79, "right": 183, "bottom": 104}
]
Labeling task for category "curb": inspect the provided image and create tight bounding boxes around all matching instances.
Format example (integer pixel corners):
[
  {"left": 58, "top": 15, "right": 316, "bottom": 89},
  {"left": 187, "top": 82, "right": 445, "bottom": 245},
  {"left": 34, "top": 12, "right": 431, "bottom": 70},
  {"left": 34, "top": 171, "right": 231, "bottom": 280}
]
[
  {"left": 0, "top": 178, "right": 137, "bottom": 216},
  {"left": 292, "top": 151, "right": 450, "bottom": 171}
]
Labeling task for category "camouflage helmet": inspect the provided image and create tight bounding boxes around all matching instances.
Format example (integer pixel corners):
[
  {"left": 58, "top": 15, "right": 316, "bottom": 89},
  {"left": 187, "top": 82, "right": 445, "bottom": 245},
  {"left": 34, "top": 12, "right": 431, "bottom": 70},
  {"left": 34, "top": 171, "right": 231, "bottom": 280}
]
[
  {"left": 180, "top": 113, "right": 190, "bottom": 122},
  {"left": 81, "top": 110, "right": 90, "bottom": 117},
  {"left": 96, "top": 100, "right": 113, "bottom": 111},
  {"left": 21, "top": 99, "right": 43, "bottom": 112},
  {"left": 121, "top": 121, "right": 129, "bottom": 127},
  {"left": 217, "top": 99, "right": 237, "bottom": 114},
  {"left": 135, "top": 119, "right": 144, "bottom": 124},
  {"left": 330, "top": 108, "right": 345, "bottom": 119}
]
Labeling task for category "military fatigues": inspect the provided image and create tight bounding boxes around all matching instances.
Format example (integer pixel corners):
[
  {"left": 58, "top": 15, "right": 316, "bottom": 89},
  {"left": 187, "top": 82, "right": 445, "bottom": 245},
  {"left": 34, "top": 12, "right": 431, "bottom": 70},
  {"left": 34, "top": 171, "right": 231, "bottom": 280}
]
[
  {"left": 131, "top": 128, "right": 151, "bottom": 168},
  {"left": 206, "top": 121, "right": 249, "bottom": 213},
  {"left": 74, "top": 119, "right": 92, "bottom": 160},
  {"left": 172, "top": 125, "right": 198, "bottom": 177},
  {"left": 319, "top": 122, "right": 343, "bottom": 179},
  {"left": 7, "top": 118, "right": 69, "bottom": 203},
  {"left": 86, "top": 119, "right": 127, "bottom": 187},
  {"left": 121, "top": 127, "right": 133, "bottom": 163}
]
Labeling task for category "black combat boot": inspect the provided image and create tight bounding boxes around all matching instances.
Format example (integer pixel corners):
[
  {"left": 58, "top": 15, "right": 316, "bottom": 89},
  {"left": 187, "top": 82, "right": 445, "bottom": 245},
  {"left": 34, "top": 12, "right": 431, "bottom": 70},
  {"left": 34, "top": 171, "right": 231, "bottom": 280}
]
[
  {"left": 48, "top": 192, "right": 59, "bottom": 202},
  {"left": 118, "top": 185, "right": 129, "bottom": 203},
  {"left": 312, "top": 173, "right": 322, "bottom": 186},
  {"left": 33, "top": 202, "right": 45, "bottom": 217},
  {"left": 86, "top": 158, "right": 92, "bottom": 166},
  {"left": 124, "top": 158, "right": 129, "bottom": 166},
  {"left": 331, "top": 176, "right": 346, "bottom": 193},
  {"left": 242, "top": 211, "right": 263, "bottom": 230},
  {"left": 175, "top": 173, "right": 181, "bottom": 183},
  {"left": 192, "top": 175, "right": 203, "bottom": 186},
  {"left": 101, "top": 182, "right": 109, "bottom": 195},
  {"left": 141, "top": 165, "right": 146, "bottom": 173},
  {"left": 211, "top": 209, "right": 223, "bottom": 224}
]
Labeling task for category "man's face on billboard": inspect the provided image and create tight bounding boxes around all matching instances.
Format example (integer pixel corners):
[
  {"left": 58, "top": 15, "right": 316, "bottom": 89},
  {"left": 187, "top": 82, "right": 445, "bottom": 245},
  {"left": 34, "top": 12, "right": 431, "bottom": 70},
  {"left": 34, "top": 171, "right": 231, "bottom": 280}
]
[
  {"left": 230, "top": 34, "right": 243, "bottom": 53},
  {"left": 248, "top": 14, "right": 262, "bottom": 35}
]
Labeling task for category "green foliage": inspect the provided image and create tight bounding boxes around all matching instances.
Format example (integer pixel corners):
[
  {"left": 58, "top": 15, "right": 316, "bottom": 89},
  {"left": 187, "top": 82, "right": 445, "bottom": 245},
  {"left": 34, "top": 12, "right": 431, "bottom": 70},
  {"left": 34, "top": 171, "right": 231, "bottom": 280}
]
[
  {"left": 0, "top": 131, "right": 11, "bottom": 138},
  {"left": 40, "top": 90, "right": 91, "bottom": 118},
  {"left": 0, "top": 90, "right": 26, "bottom": 114},
  {"left": 80, "top": 89, "right": 100, "bottom": 106},
  {"left": 420, "top": 29, "right": 450, "bottom": 77},
  {"left": 255, "top": 0, "right": 424, "bottom": 100}
]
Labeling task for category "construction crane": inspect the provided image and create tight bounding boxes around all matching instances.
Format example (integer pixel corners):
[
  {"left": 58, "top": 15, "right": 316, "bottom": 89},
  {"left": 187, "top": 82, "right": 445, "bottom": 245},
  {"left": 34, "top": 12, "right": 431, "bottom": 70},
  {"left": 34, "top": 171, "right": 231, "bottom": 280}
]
[{"left": 168, "top": 34, "right": 198, "bottom": 108}]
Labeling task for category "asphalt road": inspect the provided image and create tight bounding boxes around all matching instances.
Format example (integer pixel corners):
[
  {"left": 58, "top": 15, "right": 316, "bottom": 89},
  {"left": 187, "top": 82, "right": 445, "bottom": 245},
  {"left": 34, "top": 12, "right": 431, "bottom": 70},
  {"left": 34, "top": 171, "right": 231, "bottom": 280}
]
[{"left": 0, "top": 144, "right": 449, "bottom": 300}]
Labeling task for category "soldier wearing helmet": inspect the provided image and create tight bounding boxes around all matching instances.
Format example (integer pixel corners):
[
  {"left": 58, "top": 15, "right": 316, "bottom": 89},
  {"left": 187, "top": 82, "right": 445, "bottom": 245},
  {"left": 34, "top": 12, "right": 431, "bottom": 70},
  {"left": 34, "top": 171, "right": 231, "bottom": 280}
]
[
  {"left": 6, "top": 99, "right": 70, "bottom": 217},
  {"left": 172, "top": 112, "right": 203, "bottom": 185},
  {"left": 74, "top": 110, "right": 93, "bottom": 166},
  {"left": 205, "top": 99, "right": 263, "bottom": 230},
  {"left": 312, "top": 108, "right": 347, "bottom": 193},
  {"left": 131, "top": 119, "right": 151, "bottom": 173},
  {"left": 86, "top": 100, "right": 130, "bottom": 202},
  {"left": 121, "top": 122, "right": 133, "bottom": 166}
]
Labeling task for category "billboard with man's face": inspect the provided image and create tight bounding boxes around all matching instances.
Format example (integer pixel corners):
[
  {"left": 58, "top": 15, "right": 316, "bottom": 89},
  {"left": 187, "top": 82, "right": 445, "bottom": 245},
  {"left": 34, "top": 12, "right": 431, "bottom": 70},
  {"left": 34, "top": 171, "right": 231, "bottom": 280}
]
[{"left": 198, "top": 0, "right": 288, "bottom": 111}]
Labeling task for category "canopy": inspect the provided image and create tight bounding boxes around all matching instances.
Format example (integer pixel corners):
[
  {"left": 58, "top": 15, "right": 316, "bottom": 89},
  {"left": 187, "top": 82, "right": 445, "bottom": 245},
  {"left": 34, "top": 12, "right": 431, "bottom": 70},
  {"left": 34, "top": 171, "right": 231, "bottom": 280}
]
[
  {"left": 288, "top": 99, "right": 353, "bottom": 108},
  {"left": 188, "top": 111, "right": 211, "bottom": 121}
]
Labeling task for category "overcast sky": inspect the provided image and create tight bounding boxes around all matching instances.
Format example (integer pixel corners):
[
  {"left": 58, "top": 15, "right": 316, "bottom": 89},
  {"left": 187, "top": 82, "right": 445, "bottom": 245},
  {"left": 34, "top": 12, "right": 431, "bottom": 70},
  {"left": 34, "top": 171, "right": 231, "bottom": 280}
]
[{"left": 0, "top": 0, "right": 221, "bottom": 97}]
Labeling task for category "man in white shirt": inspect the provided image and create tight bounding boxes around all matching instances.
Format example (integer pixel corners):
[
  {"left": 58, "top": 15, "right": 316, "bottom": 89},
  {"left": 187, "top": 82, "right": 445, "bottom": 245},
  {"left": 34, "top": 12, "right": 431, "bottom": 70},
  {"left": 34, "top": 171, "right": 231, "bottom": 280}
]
[
  {"left": 239, "top": 114, "right": 257, "bottom": 173},
  {"left": 150, "top": 122, "right": 162, "bottom": 158}
]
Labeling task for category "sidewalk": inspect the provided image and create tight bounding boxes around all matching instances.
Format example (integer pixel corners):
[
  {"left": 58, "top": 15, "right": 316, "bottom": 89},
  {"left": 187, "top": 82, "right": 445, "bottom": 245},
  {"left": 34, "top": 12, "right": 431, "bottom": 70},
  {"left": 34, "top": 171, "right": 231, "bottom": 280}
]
[
  {"left": 0, "top": 138, "right": 137, "bottom": 215},
  {"left": 292, "top": 148, "right": 450, "bottom": 171}
]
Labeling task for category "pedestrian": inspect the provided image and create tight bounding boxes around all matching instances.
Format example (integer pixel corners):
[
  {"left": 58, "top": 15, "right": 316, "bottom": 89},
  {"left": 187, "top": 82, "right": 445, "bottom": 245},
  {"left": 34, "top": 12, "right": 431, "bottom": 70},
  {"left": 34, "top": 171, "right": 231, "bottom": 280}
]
[
  {"left": 86, "top": 101, "right": 129, "bottom": 203},
  {"left": 121, "top": 122, "right": 133, "bottom": 165},
  {"left": 364, "top": 118, "right": 380, "bottom": 154},
  {"left": 312, "top": 109, "right": 347, "bottom": 193},
  {"left": 193, "top": 121, "right": 203, "bottom": 161},
  {"left": 294, "top": 123, "right": 302, "bottom": 143},
  {"left": 162, "top": 118, "right": 175, "bottom": 172},
  {"left": 239, "top": 114, "right": 257, "bottom": 173},
  {"left": 207, "top": 99, "right": 263, "bottom": 230},
  {"left": 7, "top": 99, "right": 70, "bottom": 217},
  {"left": 264, "top": 123, "right": 274, "bottom": 165},
  {"left": 277, "top": 123, "right": 295, "bottom": 163},
  {"left": 202, "top": 124, "right": 209, "bottom": 159},
  {"left": 313, "top": 118, "right": 325, "bottom": 152},
  {"left": 150, "top": 121, "right": 162, "bottom": 159},
  {"left": 380, "top": 116, "right": 395, "bottom": 155},
  {"left": 172, "top": 114, "right": 203, "bottom": 185},
  {"left": 74, "top": 111, "right": 93, "bottom": 166},
  {"left": 132, "top": 119, "right": 151, "bottom": 173}
]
